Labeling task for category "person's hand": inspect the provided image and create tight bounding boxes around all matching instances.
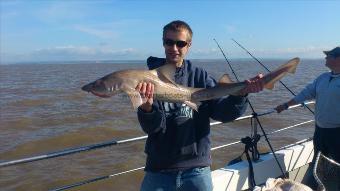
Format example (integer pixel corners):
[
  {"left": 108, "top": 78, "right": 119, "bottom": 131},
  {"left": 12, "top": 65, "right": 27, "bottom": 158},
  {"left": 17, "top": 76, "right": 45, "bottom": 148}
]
[
  {"left": 135, "top": 82, "right": 154, "bottom": 112},
  {"left": 238, "top": 74, "right": 265, "bottom": 96},
  {"left": 275, "top": 103, "right": 288, "bottom": 113}
]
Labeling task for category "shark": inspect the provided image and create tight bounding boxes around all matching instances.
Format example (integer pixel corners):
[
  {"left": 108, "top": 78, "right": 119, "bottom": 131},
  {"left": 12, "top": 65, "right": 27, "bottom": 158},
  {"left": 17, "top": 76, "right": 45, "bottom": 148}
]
[{"left": 81, "top": 57, "right": 300, "bottom": 111}]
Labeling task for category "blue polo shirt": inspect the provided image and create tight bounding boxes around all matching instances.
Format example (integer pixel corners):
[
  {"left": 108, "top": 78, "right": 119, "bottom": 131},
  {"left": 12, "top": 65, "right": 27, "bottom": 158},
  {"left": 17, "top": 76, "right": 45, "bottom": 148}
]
[{"left": 294, "top": 72, "right": 340, "bottom": 128}]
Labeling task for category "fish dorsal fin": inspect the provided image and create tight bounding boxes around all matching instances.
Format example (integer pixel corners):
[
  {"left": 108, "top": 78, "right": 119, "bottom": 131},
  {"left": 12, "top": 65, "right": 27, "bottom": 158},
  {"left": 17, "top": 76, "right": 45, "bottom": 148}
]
[
  {"left": 155, "top": 64, "right": 179, "bottom": 87},
  {"left": 218, "top": 74, "right": 234, "bottom": 84}
]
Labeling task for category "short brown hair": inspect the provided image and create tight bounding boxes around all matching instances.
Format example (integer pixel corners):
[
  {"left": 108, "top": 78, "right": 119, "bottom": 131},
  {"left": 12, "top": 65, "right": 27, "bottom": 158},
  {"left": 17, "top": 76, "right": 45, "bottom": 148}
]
[{"left": 163, "top": 20, "right": 193, "bottom": 42}]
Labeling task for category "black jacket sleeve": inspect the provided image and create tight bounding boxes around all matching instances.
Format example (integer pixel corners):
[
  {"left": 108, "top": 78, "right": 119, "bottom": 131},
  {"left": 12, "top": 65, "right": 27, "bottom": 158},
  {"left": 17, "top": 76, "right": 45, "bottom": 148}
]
[
  {"left": 205, "top": 73, "right": 248, "bottom": 122},
  {"left": 137, "top": 101, "right": 165, "bottom": 134}
]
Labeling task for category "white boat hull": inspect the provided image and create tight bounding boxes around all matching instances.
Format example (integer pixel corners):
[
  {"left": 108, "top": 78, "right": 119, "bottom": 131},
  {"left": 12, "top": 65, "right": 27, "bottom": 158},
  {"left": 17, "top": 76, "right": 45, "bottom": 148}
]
[{"left": 212, "top": 139, "right": 314, "bottom": 191}]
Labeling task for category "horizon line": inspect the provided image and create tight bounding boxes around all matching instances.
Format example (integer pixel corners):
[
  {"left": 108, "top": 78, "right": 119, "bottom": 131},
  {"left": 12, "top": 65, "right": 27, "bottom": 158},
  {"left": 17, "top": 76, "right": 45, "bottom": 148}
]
[{"left": 0, "top": 57, "right": 324, "bottom": 65}]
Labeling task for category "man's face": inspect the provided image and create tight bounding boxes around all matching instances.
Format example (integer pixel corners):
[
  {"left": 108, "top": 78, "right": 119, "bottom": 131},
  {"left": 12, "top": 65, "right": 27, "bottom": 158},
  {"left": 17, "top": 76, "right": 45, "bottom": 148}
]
[
  {"left": 325, "top": 55, "right": 340, "bottom": 71},
  {"left": 163, "top": 30, "right": 191, "bottom": 65}
]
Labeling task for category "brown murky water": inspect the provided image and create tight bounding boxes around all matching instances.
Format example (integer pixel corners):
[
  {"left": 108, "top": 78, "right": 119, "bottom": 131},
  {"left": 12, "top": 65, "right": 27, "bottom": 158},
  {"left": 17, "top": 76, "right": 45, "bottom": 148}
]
[{"left": 0, "top": 59, "right": 325, "bottom": 191}]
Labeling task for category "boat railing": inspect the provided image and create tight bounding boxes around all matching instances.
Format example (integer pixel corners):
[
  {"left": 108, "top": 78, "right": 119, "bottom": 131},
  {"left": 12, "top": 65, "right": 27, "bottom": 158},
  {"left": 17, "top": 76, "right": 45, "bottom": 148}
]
[{"left": 0, "top": 101, "right": 315, "bottom": 191}]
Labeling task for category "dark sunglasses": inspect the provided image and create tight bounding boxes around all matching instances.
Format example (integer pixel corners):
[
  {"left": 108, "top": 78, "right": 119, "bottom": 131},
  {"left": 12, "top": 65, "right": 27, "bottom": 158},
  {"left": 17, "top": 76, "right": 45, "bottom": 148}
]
[{"left": 163, "top": 38, "right": 189, "bottom": 48}]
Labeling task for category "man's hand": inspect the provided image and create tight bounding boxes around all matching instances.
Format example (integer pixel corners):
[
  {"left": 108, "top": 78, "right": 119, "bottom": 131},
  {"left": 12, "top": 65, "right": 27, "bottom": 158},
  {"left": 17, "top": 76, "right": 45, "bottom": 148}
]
[
  {"left": 135, "top": 82, "right": 154, "bottom": 112},
  {"left": 238, "top": 74, "right": 265, "bottom": 96},
  {"left": 275, "top": 100, "right": 296, "bottom": 113},
  {"left": 275, "top": 104, "right": 288, "bottom": 113}
]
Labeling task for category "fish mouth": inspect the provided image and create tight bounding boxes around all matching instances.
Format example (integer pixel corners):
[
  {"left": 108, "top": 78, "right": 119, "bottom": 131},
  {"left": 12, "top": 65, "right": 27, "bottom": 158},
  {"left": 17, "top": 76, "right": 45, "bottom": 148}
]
[
  {"left": 81, "top": 83, "right": 110, "bottom": 98},
  {"left": 91, "top": 91, "right": 110, "bottom": 98}
]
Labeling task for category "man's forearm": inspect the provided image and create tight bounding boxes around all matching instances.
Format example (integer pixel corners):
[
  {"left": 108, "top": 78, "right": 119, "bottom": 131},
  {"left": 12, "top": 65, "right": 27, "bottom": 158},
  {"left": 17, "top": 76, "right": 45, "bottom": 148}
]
[
  {"left": 276, "top": 99, "right": 299, "bottom": 113},
  {"left": 210, "top": 95, "right": 248, "bottom": 122},
  {"left": 137, "top": 105, "right": 165, "bottom": 134}
]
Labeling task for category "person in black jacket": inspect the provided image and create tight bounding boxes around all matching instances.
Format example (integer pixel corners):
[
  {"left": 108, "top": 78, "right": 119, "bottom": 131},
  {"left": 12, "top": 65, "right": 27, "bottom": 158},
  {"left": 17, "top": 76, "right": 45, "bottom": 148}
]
[{"left": 136, "top": 20, "right": 265, "bottom": 191}]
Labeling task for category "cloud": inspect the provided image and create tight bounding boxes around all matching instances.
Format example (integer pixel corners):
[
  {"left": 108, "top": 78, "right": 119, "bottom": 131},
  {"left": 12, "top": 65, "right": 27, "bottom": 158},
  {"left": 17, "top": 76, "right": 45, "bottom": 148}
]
[
  {"left": 189, "top": 48, "right": 220, "bottom": 58},
  {"left": 191, "top": 48, "right": 219, "bottom": 54},
  {"left": 73, "top": 25, "right": 118, "bottom": 39},
  {"left": 254, "top": 45, "right": 332, "bottom": 58},
  {"left": 34, "top": 45, "right": 96, "bottom": 55},
  {"left": 1, "top": 45, "right": 143, "bottom": 63},
  {"left": 1, "top": 43, "right": 330, "bottom": 63},
  {"left": 36, "top": 2, "right": 87, "bottom": 24},
  {"left": 187, "top": 45, "right": 331, "bottom": 59},
  {"left": 27, "top": 45, "right": 140, "bottom": 61},
  {"left": 72, "top": 19, "right": 142, "bottom": 39},
  {"left": 225, "top": 24, "right": 237, "bottom": 33}
]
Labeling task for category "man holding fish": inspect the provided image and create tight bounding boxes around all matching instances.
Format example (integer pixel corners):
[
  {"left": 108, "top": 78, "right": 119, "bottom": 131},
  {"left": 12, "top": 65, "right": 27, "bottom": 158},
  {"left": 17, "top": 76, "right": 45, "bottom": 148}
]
[
  {"left": 82, "top": 20, "right": 300, "bottom": 191},
  {"left": 136, "top": 20, "right": 265, "bottom": 191}
]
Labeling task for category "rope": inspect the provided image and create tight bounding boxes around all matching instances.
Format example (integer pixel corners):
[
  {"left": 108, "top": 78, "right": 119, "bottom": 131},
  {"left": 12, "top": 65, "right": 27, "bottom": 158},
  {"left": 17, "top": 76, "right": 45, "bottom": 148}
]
[
  {"left": 241, "top": 136, "right": 260, "bottom": 188},
  {"left": 250, "top": 115, "right": 260, "bottom": 161}
]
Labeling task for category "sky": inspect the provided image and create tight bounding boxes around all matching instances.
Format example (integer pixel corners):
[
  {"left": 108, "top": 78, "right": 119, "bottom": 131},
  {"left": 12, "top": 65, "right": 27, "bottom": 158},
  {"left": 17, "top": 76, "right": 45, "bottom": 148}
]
[{"left": 1, "top": 0, "right": 339, "bottom": 63}]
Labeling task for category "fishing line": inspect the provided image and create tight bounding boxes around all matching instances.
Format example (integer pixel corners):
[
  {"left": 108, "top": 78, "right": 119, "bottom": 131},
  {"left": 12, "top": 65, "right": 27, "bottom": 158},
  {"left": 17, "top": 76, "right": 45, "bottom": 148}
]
[
  {"left": 231, "top": 38, "right": 315, "bottom": 115},
  {"left": 213, "top": 39, "right": 287, "bottom": 180}
]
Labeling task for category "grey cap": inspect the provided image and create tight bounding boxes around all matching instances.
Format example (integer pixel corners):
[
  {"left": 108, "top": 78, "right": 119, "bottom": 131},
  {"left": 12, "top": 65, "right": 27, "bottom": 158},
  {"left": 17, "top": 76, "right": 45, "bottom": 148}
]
[{"left": 323, "top": 47, "right": 340, "bottom": 58}]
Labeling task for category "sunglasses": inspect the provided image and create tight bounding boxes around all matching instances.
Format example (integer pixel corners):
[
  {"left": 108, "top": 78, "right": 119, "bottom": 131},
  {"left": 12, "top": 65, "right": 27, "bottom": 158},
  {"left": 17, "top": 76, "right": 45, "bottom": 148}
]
[{"left": 163, "top": 38, "right": 189, "bottom": 48}]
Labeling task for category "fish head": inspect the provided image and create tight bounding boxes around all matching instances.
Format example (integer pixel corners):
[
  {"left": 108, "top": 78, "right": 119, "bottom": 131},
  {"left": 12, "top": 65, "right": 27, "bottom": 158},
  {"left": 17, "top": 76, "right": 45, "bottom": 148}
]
[{"left": 81, "top": 75, "right": 122, "bottom": 98}]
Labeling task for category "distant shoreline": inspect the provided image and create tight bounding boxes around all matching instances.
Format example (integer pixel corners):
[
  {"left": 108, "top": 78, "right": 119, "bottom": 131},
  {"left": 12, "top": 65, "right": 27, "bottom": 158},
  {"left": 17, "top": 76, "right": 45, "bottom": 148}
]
[{"left": 0, "top": 58, "right": 323, "bottom": 66}]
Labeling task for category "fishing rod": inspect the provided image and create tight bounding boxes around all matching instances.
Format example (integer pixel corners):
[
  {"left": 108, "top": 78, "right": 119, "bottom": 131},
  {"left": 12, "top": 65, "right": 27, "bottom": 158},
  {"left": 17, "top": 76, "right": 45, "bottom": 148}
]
[
  {"left": 231, "top": 38, "right": 315, "bottom": 115},
  {"left": 49, "top": 120, "right": 314, "bottom": 191},
  {"left": 213, "top": 39, "right": 240, "bottom": 81},
  {"left": 0, "top": 100, "right": 315, "bottom": 168},
  {"left": 213, "top": 38, "right": 287, "bottom": 180},
  {"left": 49, "top": 166, "right": 145, "bottom": 191},
  {"left": 50, "top": 119, "right": 315, "bottom": 191},
  {"left": 0, "top": 136, "right": 147, "bottom": 168},
  {"left": 212, "top": 119, "right": 314, "bottom": 151}
]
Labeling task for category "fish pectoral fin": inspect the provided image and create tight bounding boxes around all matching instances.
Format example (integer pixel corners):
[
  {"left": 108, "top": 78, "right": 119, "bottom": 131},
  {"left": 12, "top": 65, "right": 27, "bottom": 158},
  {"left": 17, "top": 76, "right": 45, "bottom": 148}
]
[
  {"left": 126, "top": 91, "right": 143, "bottom": 110},
  {"left": 184, "top": 100, "right": 201, "bottom": 112},
  {"left": 218, "top": 74, "right": 234, "bottom": 84}
]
